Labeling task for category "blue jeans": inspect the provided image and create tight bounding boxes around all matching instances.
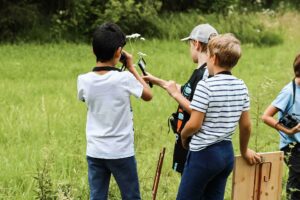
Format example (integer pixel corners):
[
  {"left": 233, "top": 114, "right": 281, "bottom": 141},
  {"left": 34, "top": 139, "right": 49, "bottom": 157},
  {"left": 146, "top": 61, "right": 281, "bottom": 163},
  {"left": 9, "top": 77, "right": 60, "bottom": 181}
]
[
  {"left": 87, "top": 156, "right": 141, "bottom": 200},
  {"left": 176, "top": 140, "right": 234, "bottom": 200}
]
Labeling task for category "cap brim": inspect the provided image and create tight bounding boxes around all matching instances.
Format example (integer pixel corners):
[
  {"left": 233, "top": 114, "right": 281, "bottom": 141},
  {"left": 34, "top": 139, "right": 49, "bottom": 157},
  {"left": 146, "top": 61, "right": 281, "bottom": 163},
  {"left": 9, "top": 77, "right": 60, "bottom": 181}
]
[{"left": 180, "top": 36, "right": 190, "bottom": 41}]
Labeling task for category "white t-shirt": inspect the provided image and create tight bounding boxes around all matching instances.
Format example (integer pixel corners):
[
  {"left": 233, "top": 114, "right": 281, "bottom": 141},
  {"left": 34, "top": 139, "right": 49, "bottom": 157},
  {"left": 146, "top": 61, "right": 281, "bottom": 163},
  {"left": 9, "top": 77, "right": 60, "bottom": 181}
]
[{"left": 77, "top": 70, "right": 143, "bottom": 159}]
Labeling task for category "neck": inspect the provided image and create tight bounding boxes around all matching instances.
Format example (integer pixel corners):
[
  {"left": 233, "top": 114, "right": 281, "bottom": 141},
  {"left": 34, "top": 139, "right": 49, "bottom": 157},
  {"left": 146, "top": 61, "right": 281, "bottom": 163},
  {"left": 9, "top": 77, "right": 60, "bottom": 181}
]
[
  {"left": 213, "top": 65, "right": 231, "bottom": 75},
  {"left": 295, "top": 77, "right": 300, "bottom": 86},
  {"left": 94, "top": 61, "right": 116, "bottom": 75},
  {"left": 197, "top": 53, "right": 207, "bottom": 68},
  {"left": 95, "top": 61, "right": 115, "bottom": 67}
]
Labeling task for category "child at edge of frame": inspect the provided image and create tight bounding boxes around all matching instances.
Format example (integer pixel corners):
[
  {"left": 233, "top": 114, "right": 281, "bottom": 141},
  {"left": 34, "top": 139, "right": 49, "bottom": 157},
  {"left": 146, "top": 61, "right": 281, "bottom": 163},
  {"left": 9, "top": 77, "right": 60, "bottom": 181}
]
[
  {"left": 262, "top": 53, "right": 300, "bottom": 200},
  {"left": 143, "top": 23, "right": 218, "bottom": 175},
  {"left": 176, "top": 33, "right": 262, "bottom": 200},
  {"left": 77, "top": 22, "right": 152, "bottom": 200}
]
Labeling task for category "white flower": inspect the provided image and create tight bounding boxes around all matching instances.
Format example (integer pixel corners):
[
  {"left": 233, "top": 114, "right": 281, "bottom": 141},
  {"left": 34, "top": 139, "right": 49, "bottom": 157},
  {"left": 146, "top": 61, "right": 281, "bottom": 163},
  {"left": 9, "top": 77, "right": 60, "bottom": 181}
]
[
  {"left": 59, "top": 10, "right": 65, "bottom": 15},
  {"left": 138, "top": 52, "right": 147, "bottom": 57},
  {"left": 140, "top": 37, "right": 145, "bottom": 41},
  {"left": 126, "top": 33, "right": 141, "bottom": 39}
]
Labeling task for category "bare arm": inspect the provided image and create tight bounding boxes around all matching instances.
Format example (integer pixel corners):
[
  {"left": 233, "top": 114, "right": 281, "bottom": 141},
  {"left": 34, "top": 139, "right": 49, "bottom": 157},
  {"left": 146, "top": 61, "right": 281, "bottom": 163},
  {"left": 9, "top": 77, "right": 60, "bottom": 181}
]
[
  {"left": 181, "top": 110, "right": 205, "bottom": 149},
  {"left": 261, "top": 105, "right": 300, "bottom": 135},
  {"left": 239, "top": 111, "right": 261, "bottom": 165},
  {"left": 165, "top": 81, "right": 192, "bottom": 114},
  {"left": 143, "top": 74, "right": 192, "bottom": 113},
  {"left": 143, "top": 74, "right": 168, "bottom": 89},
  {"left": 123, "top": 51, "right": 152, "bottom": 101}
]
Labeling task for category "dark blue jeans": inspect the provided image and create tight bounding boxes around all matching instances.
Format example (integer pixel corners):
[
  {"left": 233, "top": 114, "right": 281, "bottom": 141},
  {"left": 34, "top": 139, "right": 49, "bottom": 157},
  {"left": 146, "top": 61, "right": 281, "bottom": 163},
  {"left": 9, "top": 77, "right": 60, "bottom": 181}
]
[
  {"left": 87, "top": 156, "right": 141, "bottom": 200},
  {"left": 176, "top": 140, "right": 234, "bottom": 200}
]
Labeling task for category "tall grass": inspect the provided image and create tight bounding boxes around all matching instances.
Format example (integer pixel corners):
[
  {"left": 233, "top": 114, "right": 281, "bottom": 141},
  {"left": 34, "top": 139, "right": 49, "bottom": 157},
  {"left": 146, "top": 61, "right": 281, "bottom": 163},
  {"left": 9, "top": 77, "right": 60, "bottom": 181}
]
[
  {"left": 155, "top": 11, "right": 283, "bottom": 46},
  {"left": 0, "top": 12, "right": 300, "bottom": 199}
]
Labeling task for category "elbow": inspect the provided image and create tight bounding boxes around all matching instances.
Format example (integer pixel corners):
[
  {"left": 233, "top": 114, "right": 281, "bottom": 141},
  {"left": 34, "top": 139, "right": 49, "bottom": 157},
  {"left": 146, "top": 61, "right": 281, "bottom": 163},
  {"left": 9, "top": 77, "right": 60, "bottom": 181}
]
[
  {"left": 189, "top": 123, "right": 201, "bottom": 133},
  {"left": 144, "top": 95, "right": 152, "bottom": 101},
  {"left": 142, "top": 91, "right": 153, "bottom": 101},
  {"left": 182, "top": 123, "right": 201, "bottom": 138},
  {"left": 261, "top": 114, "right": 268, "bottom": 124},
  {"left": 185, "top": 107, "right": 192, "bottom": 115}
]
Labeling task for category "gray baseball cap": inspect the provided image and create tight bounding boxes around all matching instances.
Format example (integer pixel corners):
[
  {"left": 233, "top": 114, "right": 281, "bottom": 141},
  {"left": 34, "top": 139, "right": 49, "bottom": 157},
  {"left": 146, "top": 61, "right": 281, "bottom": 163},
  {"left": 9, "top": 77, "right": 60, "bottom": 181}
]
[{"left": 181, "top": 24, "right": 218, "bottom": 43}]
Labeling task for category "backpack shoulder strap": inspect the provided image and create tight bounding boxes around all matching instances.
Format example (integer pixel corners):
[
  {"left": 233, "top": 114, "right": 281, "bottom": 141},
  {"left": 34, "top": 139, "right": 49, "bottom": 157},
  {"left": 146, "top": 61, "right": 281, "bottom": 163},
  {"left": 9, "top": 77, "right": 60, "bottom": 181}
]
[{"left": 189, "top": 66, "right": 206, "bottom": 101}]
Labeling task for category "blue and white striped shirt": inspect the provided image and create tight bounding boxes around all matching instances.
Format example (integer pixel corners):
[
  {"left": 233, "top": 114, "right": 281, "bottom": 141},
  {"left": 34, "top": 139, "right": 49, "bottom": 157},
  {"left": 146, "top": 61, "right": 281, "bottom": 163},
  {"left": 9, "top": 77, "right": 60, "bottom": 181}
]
[{"left": 189, "top": 74, "right": 250, "bottom": 151}]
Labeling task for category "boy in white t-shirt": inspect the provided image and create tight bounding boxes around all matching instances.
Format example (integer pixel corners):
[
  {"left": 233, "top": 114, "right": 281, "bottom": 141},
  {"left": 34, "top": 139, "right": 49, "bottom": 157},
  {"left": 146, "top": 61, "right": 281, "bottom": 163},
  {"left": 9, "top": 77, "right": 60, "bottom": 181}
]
[{"left": 77, "top": 22, "right": 152, "bottom": 200}]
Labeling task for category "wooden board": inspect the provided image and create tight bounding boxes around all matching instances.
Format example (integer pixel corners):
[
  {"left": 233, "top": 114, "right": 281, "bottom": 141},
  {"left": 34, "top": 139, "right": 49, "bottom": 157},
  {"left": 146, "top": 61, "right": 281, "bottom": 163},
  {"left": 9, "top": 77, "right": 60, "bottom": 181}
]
[{"left": 231, "top": 151, "right": 284, "bottom": 200}]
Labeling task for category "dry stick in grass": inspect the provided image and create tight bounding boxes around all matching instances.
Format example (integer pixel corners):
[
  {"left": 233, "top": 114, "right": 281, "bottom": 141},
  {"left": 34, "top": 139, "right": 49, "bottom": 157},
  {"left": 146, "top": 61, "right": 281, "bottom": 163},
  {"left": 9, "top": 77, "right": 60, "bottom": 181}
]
[{"left": 152, "top": 147, "right": 166, "bottom": 200}]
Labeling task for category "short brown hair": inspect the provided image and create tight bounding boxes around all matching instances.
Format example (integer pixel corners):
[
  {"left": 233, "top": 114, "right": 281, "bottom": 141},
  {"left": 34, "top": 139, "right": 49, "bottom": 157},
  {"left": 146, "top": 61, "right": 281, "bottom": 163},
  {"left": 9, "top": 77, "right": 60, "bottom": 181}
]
[
  {"left": 199, "top": 33, "right": 217, "bottom": 53},
  {"left": 294, "top": 53, "right": 300, "bottom": 77},
  {"left": 208, "top": 33, "right": 242, "bottom": 68},
  {"left": 200, "top": 42, "right": 207, "bottom": 53}
]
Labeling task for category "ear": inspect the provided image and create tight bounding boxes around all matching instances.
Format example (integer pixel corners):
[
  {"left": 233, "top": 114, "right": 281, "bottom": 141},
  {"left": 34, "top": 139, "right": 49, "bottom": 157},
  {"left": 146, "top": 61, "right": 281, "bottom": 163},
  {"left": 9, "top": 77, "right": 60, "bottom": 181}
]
[
  {"left": 212, "top": 54, "right": 218, "bottom": 65},
  {"left": 115, "top": 47, "right": 122, "bottom": 58},
  {"left": 194, "top": 41, "right": 202, "bottom": 51}
]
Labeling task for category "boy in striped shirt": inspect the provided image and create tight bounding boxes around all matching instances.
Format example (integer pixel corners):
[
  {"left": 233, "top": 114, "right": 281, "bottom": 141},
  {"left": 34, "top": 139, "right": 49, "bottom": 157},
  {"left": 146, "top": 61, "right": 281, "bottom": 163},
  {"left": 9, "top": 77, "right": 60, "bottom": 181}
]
[{"left": 176, "top": 34, "right": 261, "bottom": 200}]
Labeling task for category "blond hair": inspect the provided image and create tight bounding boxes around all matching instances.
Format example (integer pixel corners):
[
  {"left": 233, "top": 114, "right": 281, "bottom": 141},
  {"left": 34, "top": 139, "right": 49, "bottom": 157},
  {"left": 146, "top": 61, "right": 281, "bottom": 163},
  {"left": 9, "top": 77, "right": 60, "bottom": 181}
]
[{"left": 208, "top": 33, "right": 242, "bottom": 68}]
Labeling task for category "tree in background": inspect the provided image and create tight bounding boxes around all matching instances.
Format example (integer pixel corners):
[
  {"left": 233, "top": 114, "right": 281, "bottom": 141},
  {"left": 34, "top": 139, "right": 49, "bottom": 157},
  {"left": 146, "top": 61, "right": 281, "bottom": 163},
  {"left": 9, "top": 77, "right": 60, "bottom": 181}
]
[
  {"left": 0, "top": 0, "right": 39, "bottom": 41},
  {"left": 50, "top": 0, "right": 162, "bottom": 41},
  {"left": 0, "top": 0, "right": 298, "bottom": 42},
  {"left": 161, "top": 0, "right": 236, "bottom": 14}
]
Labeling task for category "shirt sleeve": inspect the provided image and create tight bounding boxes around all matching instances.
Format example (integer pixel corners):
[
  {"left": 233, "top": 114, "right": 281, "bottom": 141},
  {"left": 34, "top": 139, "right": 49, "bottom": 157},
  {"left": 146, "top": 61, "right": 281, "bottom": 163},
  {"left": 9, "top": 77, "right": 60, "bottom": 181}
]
[
  {"left": 242, "top": 85, "right": 250, "bottom": 111},
  {"left": 125, "top": 72, "right": 143, "bottom": 98},
  {"left": 190, "top": 80, "right": 210, "bottom": 113},
  {"left": 272, "top": 84, "right": 293, "bottom": 112},
  {"left": 77, "top": 76, "right": 86, "bottom": 102}
]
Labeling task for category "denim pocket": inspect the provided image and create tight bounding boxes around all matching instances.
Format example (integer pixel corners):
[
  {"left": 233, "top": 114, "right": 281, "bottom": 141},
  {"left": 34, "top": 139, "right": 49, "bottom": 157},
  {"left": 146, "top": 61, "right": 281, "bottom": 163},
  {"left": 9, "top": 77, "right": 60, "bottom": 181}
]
[{"left": 185, "top": 151, "right": 191, "bottom": 166}]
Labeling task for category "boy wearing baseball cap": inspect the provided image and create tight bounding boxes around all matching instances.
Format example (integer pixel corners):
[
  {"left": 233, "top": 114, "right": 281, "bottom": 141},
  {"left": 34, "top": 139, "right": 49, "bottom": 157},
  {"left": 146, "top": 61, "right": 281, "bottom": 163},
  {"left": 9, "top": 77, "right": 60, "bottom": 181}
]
[{"left": 143, "top": 24, "right": 218, "bottom": 174}]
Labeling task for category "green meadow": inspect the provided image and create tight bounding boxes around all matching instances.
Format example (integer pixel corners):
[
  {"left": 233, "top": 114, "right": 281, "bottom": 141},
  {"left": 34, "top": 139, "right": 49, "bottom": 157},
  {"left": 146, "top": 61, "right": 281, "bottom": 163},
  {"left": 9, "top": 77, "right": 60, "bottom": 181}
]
[{"left": 0, "top": 12, "right": 300, "bottom": 199}]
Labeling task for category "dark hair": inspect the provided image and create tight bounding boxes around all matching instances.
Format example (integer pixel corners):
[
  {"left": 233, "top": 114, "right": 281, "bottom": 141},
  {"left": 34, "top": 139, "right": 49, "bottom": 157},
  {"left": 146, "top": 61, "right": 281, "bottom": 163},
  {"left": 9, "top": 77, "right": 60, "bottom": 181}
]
[
  {"left": 294, "top": 53, "right": 300, "bottom": 77},
  {"left": 92, "top": 22, "right": 126, "bottom": 62}
]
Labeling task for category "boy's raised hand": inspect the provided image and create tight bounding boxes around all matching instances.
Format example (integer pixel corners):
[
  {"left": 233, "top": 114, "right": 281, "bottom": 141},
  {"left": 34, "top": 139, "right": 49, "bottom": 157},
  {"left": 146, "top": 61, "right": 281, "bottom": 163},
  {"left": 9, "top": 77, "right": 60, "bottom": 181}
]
[
  {"left": 121, "top": 50, "right": 135, "bottom": 72},
  {"left": 120, "top": 50, "right": 152, "bottom": 101}
]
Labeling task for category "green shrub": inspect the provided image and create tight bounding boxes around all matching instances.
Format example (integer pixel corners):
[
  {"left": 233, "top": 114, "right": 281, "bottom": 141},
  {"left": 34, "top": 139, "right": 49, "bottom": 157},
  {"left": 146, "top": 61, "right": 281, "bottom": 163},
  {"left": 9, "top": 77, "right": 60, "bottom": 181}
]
[
  {"left": 34, "top": 162, "right": 56, "bottom": 200},
  {"left": 215, "top": 12, "right": 283, "bottom": 46},
  {"left": 0, "top": 1, "right": 39, "bottom": 42},
  {"left": 160, "top": 0, "right": 236, "bottom": 14},
  {"left": 155, "top": 11, "right": 283, "bottom": 46},
  {"left": 259, "top": 30, "right": 284, "bottom": 46},
  {"left": 50, "top": 0, "right": 162, "bottom": 42},
  {"left": 0, "top": 0, "right": 297, "bottom": 43}
]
